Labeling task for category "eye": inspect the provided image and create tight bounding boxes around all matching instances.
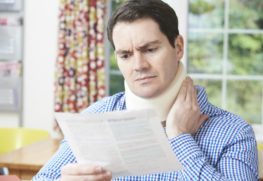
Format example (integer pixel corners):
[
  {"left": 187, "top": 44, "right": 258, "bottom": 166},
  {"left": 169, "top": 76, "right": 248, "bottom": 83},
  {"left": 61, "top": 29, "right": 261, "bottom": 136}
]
[
  {"left": 121, "top": 54, "right": 130, "bottom": 59},
  {"left": 147, "top": 48, "right": 157, "bottom": 53}
]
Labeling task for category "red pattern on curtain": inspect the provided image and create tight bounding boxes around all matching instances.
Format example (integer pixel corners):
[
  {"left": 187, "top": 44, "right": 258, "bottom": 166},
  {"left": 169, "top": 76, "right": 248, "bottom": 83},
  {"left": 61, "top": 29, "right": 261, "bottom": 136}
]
[{"left": 54, "top": 0, "right": 106, "bottom": 113}]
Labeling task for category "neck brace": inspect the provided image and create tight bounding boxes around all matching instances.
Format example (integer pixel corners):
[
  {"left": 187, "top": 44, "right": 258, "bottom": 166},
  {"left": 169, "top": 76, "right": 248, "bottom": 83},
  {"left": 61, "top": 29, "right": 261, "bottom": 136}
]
[{"left": 125, "top": 61, "right": 186, "bottom": 122}]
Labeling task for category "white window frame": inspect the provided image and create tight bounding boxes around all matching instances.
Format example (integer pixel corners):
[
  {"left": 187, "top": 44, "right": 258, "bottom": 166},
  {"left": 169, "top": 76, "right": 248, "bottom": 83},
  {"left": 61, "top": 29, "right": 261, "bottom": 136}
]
[{"left": 187, "top": 0, "right": 263, "bottom": 125}]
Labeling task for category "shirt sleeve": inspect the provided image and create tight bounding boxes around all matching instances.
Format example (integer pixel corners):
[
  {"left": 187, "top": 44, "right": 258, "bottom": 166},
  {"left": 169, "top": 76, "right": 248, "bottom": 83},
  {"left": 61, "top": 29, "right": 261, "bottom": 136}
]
[
  {"left": 169, "top": 124, "right": 258, "bottom": 180},
  {"left": 32, "top": 139, "right": 77, "bottom": 181}
]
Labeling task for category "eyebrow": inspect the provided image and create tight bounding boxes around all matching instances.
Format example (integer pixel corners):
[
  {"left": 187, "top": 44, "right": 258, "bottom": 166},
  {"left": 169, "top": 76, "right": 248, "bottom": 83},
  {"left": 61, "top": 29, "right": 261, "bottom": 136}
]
[{"left": 115, "top": 40, "right": 161, "bottom": 55}]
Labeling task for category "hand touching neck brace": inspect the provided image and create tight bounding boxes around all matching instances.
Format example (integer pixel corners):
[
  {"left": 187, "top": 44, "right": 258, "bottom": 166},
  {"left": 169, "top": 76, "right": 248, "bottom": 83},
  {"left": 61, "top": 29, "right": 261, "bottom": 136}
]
[{"left": 125, "top": 61, "right": 186, "bottom": 122}]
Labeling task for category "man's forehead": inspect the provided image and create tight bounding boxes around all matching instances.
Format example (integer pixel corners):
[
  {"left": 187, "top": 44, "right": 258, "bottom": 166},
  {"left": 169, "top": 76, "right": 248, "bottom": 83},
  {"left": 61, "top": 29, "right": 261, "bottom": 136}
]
[
  {"left": 112, "top": 18, "right": 161, "bottom": 37},
  {"left": 112, "top": 18, "right": 164, "bottom": 50}
]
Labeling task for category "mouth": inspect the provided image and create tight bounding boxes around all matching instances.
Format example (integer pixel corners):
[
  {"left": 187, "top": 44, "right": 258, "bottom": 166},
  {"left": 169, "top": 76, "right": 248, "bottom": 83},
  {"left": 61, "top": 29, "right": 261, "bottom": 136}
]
[{"left": 135, "top": 76, "right": 157, "bottom": 83}]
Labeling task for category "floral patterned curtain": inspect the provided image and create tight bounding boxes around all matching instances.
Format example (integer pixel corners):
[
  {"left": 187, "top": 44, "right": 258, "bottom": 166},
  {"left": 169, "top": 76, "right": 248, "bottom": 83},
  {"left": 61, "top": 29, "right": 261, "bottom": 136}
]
[{"left": 54, "top": 0, "right": 106, "bottom": 113}]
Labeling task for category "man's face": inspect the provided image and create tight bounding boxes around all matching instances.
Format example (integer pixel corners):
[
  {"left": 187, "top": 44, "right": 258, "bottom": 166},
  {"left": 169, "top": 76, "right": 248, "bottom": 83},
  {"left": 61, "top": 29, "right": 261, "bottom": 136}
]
[{"left": 112, "top": 18, "right": 184, "bottom": 98}]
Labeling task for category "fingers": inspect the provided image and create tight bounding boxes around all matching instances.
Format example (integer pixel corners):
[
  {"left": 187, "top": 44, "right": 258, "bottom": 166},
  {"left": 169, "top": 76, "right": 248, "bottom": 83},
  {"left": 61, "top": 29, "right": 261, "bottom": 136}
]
[
  {"left": 62, "top": 172, "right": 111, "bottom": 181},
  {"left": 184, "top": 77, "right": 199, "bottom": 108},
  {"left": 185, "top": 78, "right": 193, "bottom": 103},
  {"left": 174, "top": 76, "right": 197, "bottom": 111},
  {"left": 182, "top": 77, "right": 196, "bottom": 104},
  {"left": 167, "top": 76, "right": 209, "bottom": 137},
  {"left": 191, "top": 82, "right": 198, "bottom": 106},
  {"left": 177, "top": 77, "right": 188, "bottom": 101},
  {"left": 61, "top": 164, "right": 112, "bottom": 181},
  {"left": 62, "top": 164, "right": 103, "bottom": 175}
]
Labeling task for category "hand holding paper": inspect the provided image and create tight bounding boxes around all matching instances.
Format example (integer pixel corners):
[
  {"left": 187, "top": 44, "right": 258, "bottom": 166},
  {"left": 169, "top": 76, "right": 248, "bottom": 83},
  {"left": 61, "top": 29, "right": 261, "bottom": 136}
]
[
  {"left": 55, "top": 110, "right": 183, "bottom": 179},
  {"left": 61, "top": 163, "right": 112, "bottom": 181}
]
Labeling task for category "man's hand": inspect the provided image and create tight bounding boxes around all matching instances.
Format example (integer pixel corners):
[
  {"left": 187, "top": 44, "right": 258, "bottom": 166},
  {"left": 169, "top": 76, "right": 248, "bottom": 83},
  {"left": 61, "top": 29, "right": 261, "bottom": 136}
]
[
  {"left": 61, "top": 164, "right": 112, "bottom": 181},
  {"left": 166, "top": 77, "right": 209, "bottom": 139}
]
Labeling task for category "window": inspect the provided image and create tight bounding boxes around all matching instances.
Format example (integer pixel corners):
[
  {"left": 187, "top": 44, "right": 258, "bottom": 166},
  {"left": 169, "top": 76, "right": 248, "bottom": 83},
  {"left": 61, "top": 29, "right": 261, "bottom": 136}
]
[
  {"left": 107, "top": 0, "right": 263, "bottom": 124},
  {"left": 188, "top": 0, "right": 263, "bottom": 124}
]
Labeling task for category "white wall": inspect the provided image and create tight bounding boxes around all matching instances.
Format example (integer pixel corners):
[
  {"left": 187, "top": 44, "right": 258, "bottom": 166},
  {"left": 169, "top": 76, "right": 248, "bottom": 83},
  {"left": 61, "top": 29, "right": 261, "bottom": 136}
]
[
  {"left": 0, "top": 0, "right": 59, "bottom": 136},
  {"left": 23, "top": 0, "right": 59, "bottom": 136},
  {"left": 0, "top": 112, "right": 19, "bottom": 127}
]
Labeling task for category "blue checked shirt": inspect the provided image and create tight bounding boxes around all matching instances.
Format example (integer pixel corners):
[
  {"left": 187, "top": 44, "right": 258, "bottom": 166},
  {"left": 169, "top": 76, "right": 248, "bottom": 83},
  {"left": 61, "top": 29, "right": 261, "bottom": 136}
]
[{"left": 33, "top": 86, "right": 259, "bottom": 180}]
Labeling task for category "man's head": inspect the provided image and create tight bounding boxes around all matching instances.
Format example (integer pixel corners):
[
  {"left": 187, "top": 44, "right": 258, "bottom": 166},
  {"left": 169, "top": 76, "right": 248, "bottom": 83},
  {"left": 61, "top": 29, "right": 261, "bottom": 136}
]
[
  {"left": 108, "top": 0, "right": 184, "bottom": 98},
  {"left": 107, "top": 0, "right": 179, "bottom": 49}
]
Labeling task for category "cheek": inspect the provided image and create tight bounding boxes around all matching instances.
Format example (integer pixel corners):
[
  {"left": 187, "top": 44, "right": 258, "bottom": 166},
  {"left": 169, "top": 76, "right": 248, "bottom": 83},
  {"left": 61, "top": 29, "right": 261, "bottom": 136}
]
[
  {"left": 117, "top": 62, "right": 130, "bottom": 80},
  {"left": 159, "top": 55, "right": 178, "bottom": 79},
  {"left": 117, "top": 59, "right": 125, "bottom": 71}
]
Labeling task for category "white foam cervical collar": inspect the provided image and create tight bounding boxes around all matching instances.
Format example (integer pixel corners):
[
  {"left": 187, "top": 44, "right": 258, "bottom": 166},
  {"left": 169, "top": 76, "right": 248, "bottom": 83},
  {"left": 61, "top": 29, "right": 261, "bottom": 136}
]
[{"left": 125, "top": 61, "right": 186, "bottom": 122}]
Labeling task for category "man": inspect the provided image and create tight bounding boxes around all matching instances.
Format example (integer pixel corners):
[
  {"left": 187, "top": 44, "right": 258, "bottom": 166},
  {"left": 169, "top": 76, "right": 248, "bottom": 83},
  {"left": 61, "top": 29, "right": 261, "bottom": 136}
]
[{"left": 33, "top": 0, "right": 259, "bottom": 180}]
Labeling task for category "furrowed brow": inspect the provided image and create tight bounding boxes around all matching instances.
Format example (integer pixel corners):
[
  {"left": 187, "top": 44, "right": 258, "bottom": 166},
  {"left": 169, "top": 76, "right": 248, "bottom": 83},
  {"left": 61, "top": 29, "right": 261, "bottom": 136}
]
[
  {"left": 115, "top": 40, "right": 161, "bottom": 55},
  {"left": 137, "top": 40, "right": 161, "bottom": 51},
  {"left": 115, "top": 50, "right": 132, "bottom": 55}
]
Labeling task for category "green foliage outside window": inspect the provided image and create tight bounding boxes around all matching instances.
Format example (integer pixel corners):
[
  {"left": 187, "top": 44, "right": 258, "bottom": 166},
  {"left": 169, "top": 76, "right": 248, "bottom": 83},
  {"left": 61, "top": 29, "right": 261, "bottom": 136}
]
[
  {"left": 227, "top": 80, "right": 263, "bottom": 124},
  {"left": 189, "top": 0, "right": 224, "bottom": 29},
  {"left": 229, "top": 0, "right": 263, "bottom": 29},
  {"left": 228, "top": 34, "right": 263, "bottom": 75},
  {"left": 189, "top": 0, "right": 263, "bottom": 124},
  {"left": 188, "top": 33, "right": 223, "bottom": 74}
]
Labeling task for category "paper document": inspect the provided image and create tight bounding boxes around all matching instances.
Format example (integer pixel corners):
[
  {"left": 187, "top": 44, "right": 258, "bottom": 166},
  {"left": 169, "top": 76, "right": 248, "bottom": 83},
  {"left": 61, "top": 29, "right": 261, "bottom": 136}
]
[{"left": 55, "top": 110, "right": 183, "bottom": 178}]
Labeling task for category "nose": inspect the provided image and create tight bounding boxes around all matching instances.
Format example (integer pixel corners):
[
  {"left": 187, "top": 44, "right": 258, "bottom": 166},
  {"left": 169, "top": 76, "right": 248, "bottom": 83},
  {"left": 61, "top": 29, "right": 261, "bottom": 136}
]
[{"left": 133, "top": 52, "right": 150, "bottom": 71}]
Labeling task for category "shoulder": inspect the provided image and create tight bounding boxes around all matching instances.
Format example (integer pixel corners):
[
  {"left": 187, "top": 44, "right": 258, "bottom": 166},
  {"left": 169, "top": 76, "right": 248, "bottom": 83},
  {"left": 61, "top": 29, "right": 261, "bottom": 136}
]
[
  {"left": 195, "top": 85, "right": 255, "bottom": 144},
  {"left": 207, "top": 100, "right": 251, "bottom": 134},
  {"left": 195, "top": 100, "right": 257, "bottom": 165},
  {"left": 81, "top": 92, "right": 126, "bottom": 114},
  {"left": 198, "top": 100, "right": 255, "bottom": 146}
]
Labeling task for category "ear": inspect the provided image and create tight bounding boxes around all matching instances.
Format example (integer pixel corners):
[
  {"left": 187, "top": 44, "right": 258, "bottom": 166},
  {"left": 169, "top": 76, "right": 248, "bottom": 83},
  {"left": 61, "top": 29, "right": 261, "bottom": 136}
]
[{"left": 174, "top": 35, "right": 184, "bottom": 61}]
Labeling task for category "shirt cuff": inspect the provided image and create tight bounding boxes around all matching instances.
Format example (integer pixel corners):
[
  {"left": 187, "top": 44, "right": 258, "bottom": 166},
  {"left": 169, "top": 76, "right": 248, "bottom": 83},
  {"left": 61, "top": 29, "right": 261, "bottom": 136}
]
[{"left": 169, "top": 134, "right": 203, "bottom": 164}]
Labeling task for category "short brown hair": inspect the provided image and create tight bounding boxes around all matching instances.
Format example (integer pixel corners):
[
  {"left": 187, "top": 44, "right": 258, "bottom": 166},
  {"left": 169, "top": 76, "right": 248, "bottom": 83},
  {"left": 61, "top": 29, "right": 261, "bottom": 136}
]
[{"left": 107, "top": 0, "right": 180, "bottom": 49}]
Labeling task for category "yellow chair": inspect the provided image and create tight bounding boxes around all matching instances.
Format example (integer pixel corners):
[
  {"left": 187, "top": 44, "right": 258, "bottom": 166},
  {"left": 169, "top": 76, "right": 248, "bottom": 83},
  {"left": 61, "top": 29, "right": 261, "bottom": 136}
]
[
  {"left": 0, "top": 127, "right": 50, "bottom": 154},
  {"left": 258, "top": 142, "right": 263, "bottom": 180}
]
